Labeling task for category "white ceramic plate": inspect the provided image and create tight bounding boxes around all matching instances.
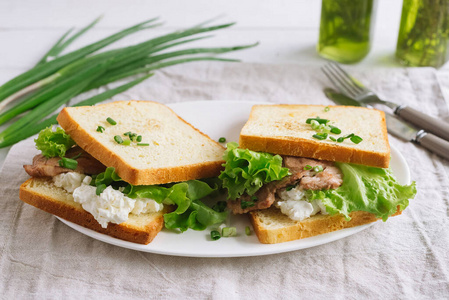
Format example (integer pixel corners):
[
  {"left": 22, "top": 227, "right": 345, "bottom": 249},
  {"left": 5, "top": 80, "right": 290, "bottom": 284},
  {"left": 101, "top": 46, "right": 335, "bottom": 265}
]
[{"left": 57, "top": 100, "right": 412, "bottom": 258}]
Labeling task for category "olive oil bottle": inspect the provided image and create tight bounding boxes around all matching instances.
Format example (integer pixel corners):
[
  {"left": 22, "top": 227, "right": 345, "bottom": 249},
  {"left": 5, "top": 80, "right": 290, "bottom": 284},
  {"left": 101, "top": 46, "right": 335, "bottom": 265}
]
[
  {"left": 396, "top": 0, "right": 449, "bottom": 68},
  {"left": 317, "top": 0, "right": 377, "bottom": 64}
]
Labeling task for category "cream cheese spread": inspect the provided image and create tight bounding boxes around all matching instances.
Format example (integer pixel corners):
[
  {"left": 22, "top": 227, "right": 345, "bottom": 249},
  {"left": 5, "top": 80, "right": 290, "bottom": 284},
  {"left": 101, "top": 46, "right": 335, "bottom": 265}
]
[
  {"left": 131, "top": 198, "right": 164, "bottom": 215},
  {"left": 73, "top": 185, "right": 136, "bottom": 228},
  {"left": 276, "top": 185, "right": 328, "bottom": 221},
  {"left": 53, "top": 172, "right": 87, "bottom": 193},
  {"left": 52, "top": 173, "right": 163, "bottom": 228}
]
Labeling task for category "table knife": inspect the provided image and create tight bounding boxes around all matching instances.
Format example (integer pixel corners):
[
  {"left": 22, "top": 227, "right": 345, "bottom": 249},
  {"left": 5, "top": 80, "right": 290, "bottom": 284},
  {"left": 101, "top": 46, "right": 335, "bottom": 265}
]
[{"left": 324, "top": 88, "right": 449, "bottom": 160}]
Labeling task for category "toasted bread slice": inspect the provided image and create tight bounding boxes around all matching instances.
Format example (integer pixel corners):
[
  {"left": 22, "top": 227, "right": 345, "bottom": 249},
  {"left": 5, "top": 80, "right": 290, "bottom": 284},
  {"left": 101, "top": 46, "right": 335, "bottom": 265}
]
[
  {"left": 57, "top": 101, "right": 225, "bottom": 185},
  {"left": 19, "top": 178, "right": 169, "bottom": 244},
  {"left": 249, "top": 206, "right": 402, "bottom": 244},
  {"left": 239, "top": 105, "right": 390, "bottom": 168}
]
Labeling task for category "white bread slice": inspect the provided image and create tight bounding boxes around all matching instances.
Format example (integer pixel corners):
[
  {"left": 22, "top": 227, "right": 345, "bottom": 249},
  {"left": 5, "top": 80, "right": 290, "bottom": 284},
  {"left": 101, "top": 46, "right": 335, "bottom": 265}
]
[
  {"left": 249, "top": 206, "right": 402, "bottom": 244},
  {"left": 57, "top": 101, "right": 225, "bottom": 185},
  {"left": 239, "top": 105, "right": 390, "bottom": 168},
  {"left": 19, "top": 178, "right": 169, "bottom": 244}
]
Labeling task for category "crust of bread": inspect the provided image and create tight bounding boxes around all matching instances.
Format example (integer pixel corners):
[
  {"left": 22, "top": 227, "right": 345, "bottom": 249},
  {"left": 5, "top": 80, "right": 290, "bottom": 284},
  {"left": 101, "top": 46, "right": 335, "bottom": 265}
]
[
  {"left": 19, "top": 178, "right": 169, "bottom": 244},
  {"left": 57, "top": 101, "right": 225, "bottom": 185},
  {"left": 249, "top": 206, "right": 402, "bottom": 244},
  {"left": 239, "top": 104, "right": 390, "bottom": 168}
]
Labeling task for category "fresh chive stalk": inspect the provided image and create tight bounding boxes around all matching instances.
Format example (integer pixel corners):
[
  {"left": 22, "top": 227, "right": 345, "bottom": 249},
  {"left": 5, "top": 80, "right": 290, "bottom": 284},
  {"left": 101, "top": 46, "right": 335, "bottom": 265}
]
[
  {"left": 36, "top": 17, "right": 102, "bottom": 66},
  {"left": 0, "top": 17, "right": 161, "bottom": 102},
  {"left": 0, "top": 18, "right": 256, "bottom": 148},
  {"left": 0, "top": 62, "right": 107, "bottom": 124},
  {"left": 0, "top": 74, "right": 154, "bottom": 147}
]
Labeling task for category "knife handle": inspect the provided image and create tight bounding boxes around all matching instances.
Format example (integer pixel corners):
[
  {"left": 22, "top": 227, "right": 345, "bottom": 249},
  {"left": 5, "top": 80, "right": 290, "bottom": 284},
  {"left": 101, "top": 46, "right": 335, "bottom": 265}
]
[
  {"left": 396, "top": 105, "right": 449, "bottom": 141},
  {"left": 415, "top": 131, "right": 449, "bottom": 160}
]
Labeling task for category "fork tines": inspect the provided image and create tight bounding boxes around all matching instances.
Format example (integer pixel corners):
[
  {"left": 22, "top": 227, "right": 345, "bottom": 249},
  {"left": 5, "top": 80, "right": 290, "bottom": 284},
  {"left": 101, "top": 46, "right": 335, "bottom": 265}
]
[{"left": 321, "top": 62, "right": 365, "bottom": 98}]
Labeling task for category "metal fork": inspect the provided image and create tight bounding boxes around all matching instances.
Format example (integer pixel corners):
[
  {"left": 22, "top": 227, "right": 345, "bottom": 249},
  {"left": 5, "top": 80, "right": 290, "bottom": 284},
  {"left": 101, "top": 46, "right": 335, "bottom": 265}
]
[{"left": 321, "top": 61, "right": 449, "bottom": 141}]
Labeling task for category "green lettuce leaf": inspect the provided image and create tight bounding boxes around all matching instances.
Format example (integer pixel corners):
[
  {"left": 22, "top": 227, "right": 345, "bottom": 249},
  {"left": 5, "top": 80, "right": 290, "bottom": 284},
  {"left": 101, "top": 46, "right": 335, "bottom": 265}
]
[
  {"left": 163, "top": 180, "right": 227, "bottom": 232},
  {"left": 91, "top": 167, "right": 226, "bottom": 232},
  {"left": 308, "top": 162, "right": 417, "bottom": 221},
  {"left": 34, "top": 126, "right": 76, "bottom": 158},
  {"left": 219, "top": 142, "right": 290, "bottom": 200}
]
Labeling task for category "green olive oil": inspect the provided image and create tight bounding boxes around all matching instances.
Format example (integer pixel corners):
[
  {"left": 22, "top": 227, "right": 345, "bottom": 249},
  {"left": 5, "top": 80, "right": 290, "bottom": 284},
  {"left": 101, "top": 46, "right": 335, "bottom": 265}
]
[
  {"left": 318, "top": 0, "right": 376, "bottom": 64},
  {"left": 396, "top": 0, "right": 449, "bottom": 68}
]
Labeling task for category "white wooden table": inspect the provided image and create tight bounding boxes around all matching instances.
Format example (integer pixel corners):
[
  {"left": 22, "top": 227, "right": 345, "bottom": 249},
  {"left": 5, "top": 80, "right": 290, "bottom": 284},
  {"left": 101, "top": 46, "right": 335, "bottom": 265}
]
[{"left": 0, "top": 0, "right": 446, "bottom": 169}]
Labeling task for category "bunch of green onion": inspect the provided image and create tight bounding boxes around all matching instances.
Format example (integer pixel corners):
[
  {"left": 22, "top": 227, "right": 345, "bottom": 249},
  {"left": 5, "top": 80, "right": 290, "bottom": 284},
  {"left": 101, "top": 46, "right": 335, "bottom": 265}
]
[{"left": 0, "top": 17, "right": 257, "bottom": 148}]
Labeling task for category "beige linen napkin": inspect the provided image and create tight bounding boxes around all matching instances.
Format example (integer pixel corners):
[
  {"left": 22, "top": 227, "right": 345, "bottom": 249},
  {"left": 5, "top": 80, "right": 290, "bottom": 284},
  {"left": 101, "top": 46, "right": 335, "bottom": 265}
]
[{"left": 1, "top": 62, "right": 448, "bottom": 299}]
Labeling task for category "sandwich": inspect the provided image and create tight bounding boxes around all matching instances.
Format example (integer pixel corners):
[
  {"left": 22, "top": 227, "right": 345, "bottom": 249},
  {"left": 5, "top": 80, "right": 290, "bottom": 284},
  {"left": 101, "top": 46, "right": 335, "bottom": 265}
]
[
  {"left": 19, "top": 101, "right": 227, "bottom": 244},
  {"left": 219, "top": 104, "right": 417, "bottom": 244}
]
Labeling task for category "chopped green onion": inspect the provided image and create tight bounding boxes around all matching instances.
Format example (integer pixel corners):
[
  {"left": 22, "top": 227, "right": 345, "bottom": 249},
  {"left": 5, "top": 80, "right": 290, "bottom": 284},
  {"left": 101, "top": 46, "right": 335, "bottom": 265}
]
[
  {"left": 218, "top": 137, "right": 226, "bottom": 143},
  {"left": 122, "top": 139, "right": 131, "bottom": 146},
  {"left": 137, "top": 143, "right": 149, "bottom": 146},
  {"left": 124, "top": 131, "right": 137, "bottom": 141},
  {"left": 212, "top": 201, "right": 227, "bottom": 212},
  {"left": 329, "top": 136, "right": 337, "bottom": 142},
  {"left": 222, "top": 227, "right": 237, "bottom": 237},
  {"left": 350, "top": 135, "right": 363, "bottom": 144},
  {"left": 58, "top": 157, "right": 78, "bottom": 170},
  {"left": 106, "top": 117, "right": 117, "bottom": 125},
  {"left": 96, "top": 126, "right": 105, "bottom": 133},
  {"left": 286, "top": 185, "right": 296, "bottom": 191},
  {"left": 306, "top": 117, "right": 329, "bottom": 125},
  {"left": 96, "top": 184, "right": 107, "bottom": 196},
  {"left": 313, "top": 133, "right": 328, "bottom": 140},
  {"left": 304, "top": 165, "right": 313, "bottom": 170},
  {"left": 310, "top": 120, "right": 321, "bottom": 130},
  {"left": 71, "top": 152, "right": 82, "bottom": 160},
  {"left": 313, "top": 165, "right": 324, "bottom": 173},
  {"left": 245, "top": 226, "right": 251, "bottom": 236},
  {"left": 114, "top": 135, "right": 123, "bottom": 144},
  {"left": 324, "top": 106, "right": 330, "bottom": 112},
  {"left": 336, "top": 133, "right": 361, "bottom": 144},
  {"left": 329, "top": 125, "right": 341, "bottom": 134},
  {"left": 136, "top": 135, "right": 142, "bottom": 142},
  {"left": 210, "top": 230, "right": 221, "bottom": 240},
  {"left": 241, "top": 200, "right": 255, "bottom": 209}
]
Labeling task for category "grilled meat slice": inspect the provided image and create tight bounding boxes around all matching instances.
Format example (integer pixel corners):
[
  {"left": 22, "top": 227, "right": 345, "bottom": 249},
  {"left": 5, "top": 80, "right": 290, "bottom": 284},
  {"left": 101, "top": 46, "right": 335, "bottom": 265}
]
[
  {"left": 283, "top": 156, "right": 343, "bottom": 190},
  {"left": 228, "top": 156, "right": 343, "bottom": 214},
  {"left": 24, "top": 147, "right": 106, "bottom": 177},
  {"left": 227, "top": 182, "right": 277, "bottom": 214}
]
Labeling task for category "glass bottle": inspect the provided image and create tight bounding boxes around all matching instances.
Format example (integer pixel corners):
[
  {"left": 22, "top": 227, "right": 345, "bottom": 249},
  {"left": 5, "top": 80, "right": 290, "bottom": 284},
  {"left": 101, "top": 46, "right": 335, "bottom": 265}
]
[
  {"left": 396, "top": 0, "right": 449, "bottom": 68},
  {"left": 317, "top": 0, "right": 377, "bottom": 64}
]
